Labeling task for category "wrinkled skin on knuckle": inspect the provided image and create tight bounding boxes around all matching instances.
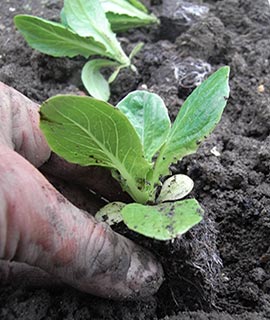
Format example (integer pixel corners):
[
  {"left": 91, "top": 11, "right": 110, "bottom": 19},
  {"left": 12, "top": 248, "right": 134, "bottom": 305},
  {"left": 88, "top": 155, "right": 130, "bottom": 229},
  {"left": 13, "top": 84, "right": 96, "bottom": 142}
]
[{"left": 75, "top": 221, "right": 164, "bottom": 299}]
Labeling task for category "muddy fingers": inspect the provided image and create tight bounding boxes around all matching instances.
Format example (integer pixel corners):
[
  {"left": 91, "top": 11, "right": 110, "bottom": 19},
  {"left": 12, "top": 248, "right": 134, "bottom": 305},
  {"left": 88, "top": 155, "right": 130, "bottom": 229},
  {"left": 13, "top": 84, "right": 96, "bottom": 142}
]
[
  {"left": 0, "top": 146, "right": 163, "bottom": 298},
  {"left": 0, "top": 81, "right": 50, "bottom": 167},
  {"left": 0, "top": 82, "right": 164, "bottom": 298}
]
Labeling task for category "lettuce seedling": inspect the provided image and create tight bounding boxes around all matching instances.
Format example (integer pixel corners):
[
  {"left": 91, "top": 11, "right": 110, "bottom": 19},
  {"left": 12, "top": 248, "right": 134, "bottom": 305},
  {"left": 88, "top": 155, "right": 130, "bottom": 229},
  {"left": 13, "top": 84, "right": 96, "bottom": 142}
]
[
  {"left": 39, "top": 67, "right": 230, "bottom": 240},
  {"left": 14, "top": 0, "right": 158, "bottom": 101}
]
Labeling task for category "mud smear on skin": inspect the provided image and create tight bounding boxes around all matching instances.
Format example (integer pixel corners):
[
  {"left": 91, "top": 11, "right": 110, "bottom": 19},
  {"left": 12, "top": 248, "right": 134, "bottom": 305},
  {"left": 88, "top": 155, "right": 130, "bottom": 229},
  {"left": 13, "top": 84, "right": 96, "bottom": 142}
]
[{"left": 1, "top": 0, "right": 270, "bottom": 319}]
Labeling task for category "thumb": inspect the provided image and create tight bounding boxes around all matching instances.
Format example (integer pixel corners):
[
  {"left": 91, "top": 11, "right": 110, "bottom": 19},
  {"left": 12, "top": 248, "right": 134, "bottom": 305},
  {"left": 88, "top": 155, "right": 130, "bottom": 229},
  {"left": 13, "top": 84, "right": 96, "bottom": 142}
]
[{"left": 0, "top": 145, "right": 164, "bottom": 299}]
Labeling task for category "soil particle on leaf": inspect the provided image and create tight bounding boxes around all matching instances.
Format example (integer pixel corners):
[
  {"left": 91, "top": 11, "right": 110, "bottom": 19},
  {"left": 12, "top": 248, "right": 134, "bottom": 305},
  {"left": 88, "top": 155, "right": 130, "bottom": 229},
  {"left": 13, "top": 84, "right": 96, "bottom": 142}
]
[{"left": 1, "top": 0, "right": 270, "bottom": 319}]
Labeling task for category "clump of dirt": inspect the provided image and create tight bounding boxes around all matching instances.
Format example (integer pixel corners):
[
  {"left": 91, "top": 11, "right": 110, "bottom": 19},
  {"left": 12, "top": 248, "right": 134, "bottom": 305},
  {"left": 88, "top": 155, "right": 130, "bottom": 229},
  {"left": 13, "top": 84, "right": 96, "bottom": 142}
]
[{"left": 0, "top": 0, "right": 270, "bottom": 319}]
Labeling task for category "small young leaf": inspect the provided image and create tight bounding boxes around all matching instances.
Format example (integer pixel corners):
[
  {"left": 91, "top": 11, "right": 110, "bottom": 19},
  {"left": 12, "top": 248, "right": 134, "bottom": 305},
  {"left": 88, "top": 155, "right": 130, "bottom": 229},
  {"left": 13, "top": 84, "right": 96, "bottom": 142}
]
[
  {"left": 122, "top": 199, "right": 203, "bottom": 240},
  {"left": 95, "top": 202, "right": 125, "bottom": 225},
  {"left": 64, "top": 0, "right": 129, "bottom": 65},
  {"left": 81, "top": 59, "right": 118, "bottom": 101},
  {"left": 108, "top": 66, "right": 122, "bottom": 84},
  {"left": 117, "top": 91, "right": 171, "bottom": 161},
  {"left": 152, "top": 66, "right": 230, "bottom": 183},
  {"left": 14, "top": 15, "right": 107, "bottom": 58},
  {"left": 157, "top": 174, "right": 194, "bottom": 203},
  {"left": 129, "top": 42, "right": 144, "bottom": 60},
  {"left": 126, "top": 0, "right": 148, "bottom": 13},
  {"left": 40, "top": 95, "right": 151, "bottom": 203},
  {"left": 100, "top": 0, "right": 158, "bottom": 32}
]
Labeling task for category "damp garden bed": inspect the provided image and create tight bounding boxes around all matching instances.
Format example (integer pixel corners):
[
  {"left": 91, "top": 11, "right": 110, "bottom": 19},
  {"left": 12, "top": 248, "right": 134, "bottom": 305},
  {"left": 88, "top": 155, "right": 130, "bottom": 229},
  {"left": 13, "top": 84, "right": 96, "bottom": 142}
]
[{"left": 0, "top": 0, "right": 270, "bottom": 319}]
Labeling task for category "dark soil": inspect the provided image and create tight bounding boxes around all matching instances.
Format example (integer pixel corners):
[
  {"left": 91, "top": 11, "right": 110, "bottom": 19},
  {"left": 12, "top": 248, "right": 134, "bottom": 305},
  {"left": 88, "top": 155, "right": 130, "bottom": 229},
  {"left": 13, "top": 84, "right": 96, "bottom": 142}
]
[{"left": 1, "top": 0, "right": 270, "bottom": 319}]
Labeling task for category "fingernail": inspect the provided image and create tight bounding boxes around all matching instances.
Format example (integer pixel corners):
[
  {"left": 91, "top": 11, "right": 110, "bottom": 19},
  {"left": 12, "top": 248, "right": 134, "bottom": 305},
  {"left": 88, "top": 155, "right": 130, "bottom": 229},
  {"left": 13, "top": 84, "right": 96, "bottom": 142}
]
[{"left": 126, "top": 245, "right": 164, "bottom": 299}]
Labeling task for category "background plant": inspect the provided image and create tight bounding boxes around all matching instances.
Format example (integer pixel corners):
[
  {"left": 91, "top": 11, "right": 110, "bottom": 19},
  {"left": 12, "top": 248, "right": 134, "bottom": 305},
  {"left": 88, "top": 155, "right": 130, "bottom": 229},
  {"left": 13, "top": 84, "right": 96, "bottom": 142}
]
[
  {"left": 14, "top": 0, "right": 158, "bottom": 101},
  {"left": 39, "top": 67, "right": 230, "bottom": 240}
]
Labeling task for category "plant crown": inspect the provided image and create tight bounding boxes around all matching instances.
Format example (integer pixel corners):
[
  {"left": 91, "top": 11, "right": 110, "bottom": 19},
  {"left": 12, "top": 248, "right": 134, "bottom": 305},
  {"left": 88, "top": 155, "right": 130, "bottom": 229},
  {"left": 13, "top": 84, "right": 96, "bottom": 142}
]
[{"left": 40, "top": 67, "right": 230, "bottom": 240}]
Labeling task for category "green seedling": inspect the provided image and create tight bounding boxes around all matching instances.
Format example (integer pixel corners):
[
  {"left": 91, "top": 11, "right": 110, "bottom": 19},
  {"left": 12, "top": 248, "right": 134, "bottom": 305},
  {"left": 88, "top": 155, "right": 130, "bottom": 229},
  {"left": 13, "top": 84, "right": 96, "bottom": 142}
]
[
  {"left": 14, "top": 0, "right": 158, "bottom": 101},
  {"left": 40, "top": 67, "right": 230, "bottom": 240}
]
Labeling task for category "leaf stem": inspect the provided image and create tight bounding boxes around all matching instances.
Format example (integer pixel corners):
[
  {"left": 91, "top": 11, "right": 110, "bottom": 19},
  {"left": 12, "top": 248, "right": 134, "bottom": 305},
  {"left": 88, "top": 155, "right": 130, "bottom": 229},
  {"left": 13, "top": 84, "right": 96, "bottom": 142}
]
[{"left": 118, "top": 167, "right": 149, "bottom": 204}]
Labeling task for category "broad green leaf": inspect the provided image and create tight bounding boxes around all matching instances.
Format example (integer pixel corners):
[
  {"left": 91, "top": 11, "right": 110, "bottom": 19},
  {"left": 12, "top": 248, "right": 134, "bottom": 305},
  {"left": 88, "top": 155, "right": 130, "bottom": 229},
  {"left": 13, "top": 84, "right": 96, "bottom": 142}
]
[
  {"left": 122, "top": 199, "right": 203, "bottom": 240},
  {"left": 81, "top": 59, "right": 118, "bottom": 101},
  {"left": 152, "top": 66, "right": 230, "bottom": 183},
  {"left": 100, "top": 0, "right": 158, "bottom": 32},
  {"left": 95, "top": 202, "right": 125, "bottom": 225},
  {"left": 157, "top": 174, "right": 194, "bottom": 203},
  {"left": 40, "top": 95, "right": 151, "bottom": 203},
  {"left": 117, "top": 91, "right": 171, "bottom": 161},
  {"left": 64, "top": 0, "right": 129, "bottom": 65},
  {"left": 14, "top": 15, "right": 107, "bottom": 58}
]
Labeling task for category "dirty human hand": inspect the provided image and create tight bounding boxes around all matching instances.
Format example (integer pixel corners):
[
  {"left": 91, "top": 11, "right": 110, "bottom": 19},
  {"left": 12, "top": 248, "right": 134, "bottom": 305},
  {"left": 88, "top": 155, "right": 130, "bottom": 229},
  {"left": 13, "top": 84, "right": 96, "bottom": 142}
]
[{"left": 0, "top": 82, "right": 163, "bottom": 299}]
